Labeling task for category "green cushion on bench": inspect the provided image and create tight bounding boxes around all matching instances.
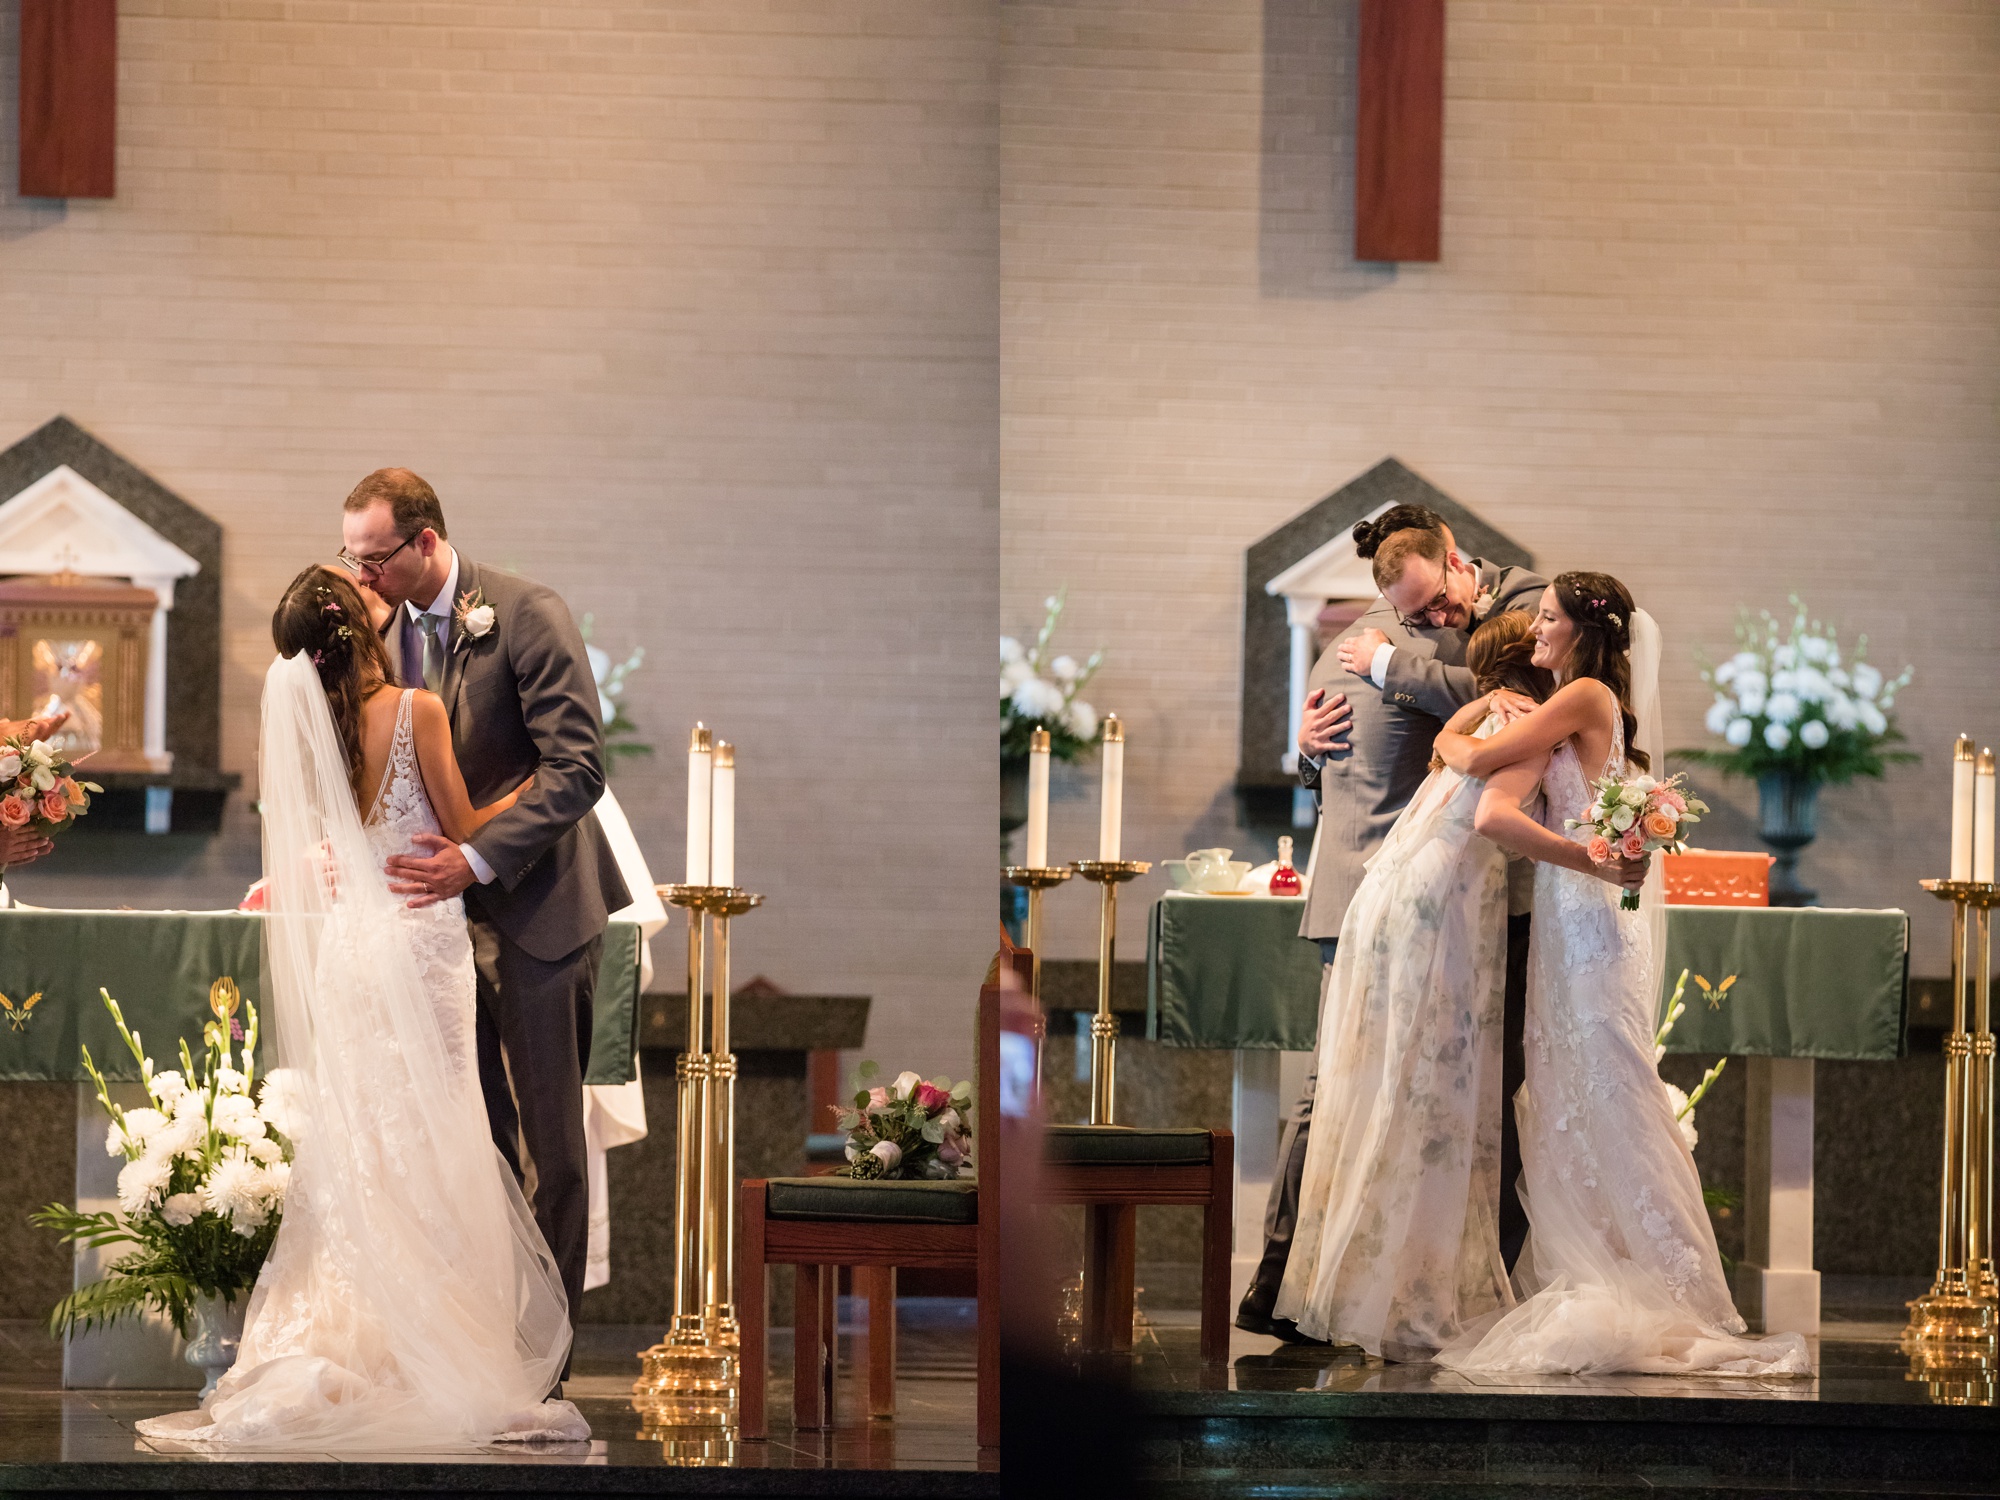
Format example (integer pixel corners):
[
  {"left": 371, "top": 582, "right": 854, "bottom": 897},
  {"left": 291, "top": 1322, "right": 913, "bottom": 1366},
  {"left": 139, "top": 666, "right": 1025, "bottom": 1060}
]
[
  {"left": 765, "top": 1176, "right": 979, "bottom": 1224},
  {"left": 1043, "top": 1125, "right": 1214, "bottom": 1166}
]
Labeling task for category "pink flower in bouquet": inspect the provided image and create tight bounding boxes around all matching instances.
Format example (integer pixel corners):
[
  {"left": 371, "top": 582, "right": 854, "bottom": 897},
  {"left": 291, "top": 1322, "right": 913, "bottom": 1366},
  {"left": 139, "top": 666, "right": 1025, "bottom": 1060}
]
[
  {"left": 1654, "top": 786, "right": 1687, "bottom": 814},
  {"left": 1621, "top": 827, "right": 1648, "bottom": 861},
  {"left": 1643, "top": 810, "right": 1677, "bottom": 839},
  {"left": 1586, "top": 835, "right": 1612, "bottom": 865},
  {"left": 913, "top": 1081, "right": 951, "bottom": 1114},
  {"left": 39, "top": 789, "right": 67, "bottom": 823},
  {"left": 866, "top": 1086, "right": 890, "bottom": 1112},
  {"left": 0, "top": 795, "right": 29, "bottom": 829}
]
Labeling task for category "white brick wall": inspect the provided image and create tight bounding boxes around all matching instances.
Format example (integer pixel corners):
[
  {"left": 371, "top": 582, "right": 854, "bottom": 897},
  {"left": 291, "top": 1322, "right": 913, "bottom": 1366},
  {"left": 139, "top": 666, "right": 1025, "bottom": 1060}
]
[
  {"left": 1002, "top": 0, "right": 2000, "bottom": 973},
  {"left": 0, "top": 0, "right": 999, "bottom": 1076}
]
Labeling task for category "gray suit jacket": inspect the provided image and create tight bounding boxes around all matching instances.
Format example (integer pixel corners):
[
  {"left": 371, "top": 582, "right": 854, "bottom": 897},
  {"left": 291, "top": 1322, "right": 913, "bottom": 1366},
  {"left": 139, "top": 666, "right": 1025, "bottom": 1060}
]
[
  {"left": 1296, "top": 558, "right": 1547, "bottom": 942},
  {"left": 386, "top": 558, "right": 631, "bottom": 962}
]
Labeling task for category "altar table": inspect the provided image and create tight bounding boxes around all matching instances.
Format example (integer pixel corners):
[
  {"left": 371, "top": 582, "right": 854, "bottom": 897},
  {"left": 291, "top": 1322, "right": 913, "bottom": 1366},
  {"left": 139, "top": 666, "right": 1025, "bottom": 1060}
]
[
  {"left": 0, "top": 908, "right": 642, "bottom": 1389},
  {"left": 1145, "top": 893, "right": 1910, "bottom": 1336}
]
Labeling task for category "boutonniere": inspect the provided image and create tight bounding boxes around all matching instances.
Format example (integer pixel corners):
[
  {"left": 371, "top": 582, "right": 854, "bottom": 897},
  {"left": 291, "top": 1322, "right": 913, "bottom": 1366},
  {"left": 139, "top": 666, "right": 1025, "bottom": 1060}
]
[
  {"left": 1471, "top": 588, "right": 1497, "bottom": 622},
  {"left": 453, "top": 589, "right": 497, "bottom": 651}
]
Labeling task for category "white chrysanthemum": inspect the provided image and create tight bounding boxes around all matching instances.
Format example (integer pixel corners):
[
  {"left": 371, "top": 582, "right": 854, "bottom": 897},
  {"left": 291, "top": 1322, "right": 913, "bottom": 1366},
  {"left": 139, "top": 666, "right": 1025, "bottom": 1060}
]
[
  {"left": 1825, "top": 693, "right": 1859, "bottom": 731},
  {"left": 1662, "top": 1083, "right": 1700, "bottom": 1152},
  {"left": 171, "top": 1088, "right": 209, "bottom": 1123},
  {"left": 1764, "top": 692, "right": 1800, "bottom": 726},
  {"left": 245, "top": 1135, "right": 283, "bottom": 1165},
  {"left": 1737, "top": 687, "right": 1766, "bottom": 717},
  {"left": 1792, "top": 668, "right": 1829, "bottom": 704},
  {"left": 214, "top": 1066, "right": 248, "bottom": 1096},
  {"left": 1850, "top": 662, "right": 1883, "bottom": 701},
  {"left": 148, "top": 1070, "right": 188, "bottom": 1108},
  {"left": 1799, "top": 719, "right": 1830, "bottom": 749},
  {"left": 1064, "top": 698, "right": 1098, "bottom": 742},
  {"left": 1051, "top": 654, "right": 1078, "bottom": 683},
  {"left": 105, "top": 1120, "right": 128, "bottom": 1158},
  {"left": 1001, "top": 658, "right": 1033, "bottom": 693},
  {"left": 1725, "top": 717, "right": 1753, "bottom": 748},
  {"left": 1770, "top": 669, "right": 1797, "bottom": 694},
  {"left": 1712, "top": 661, "right": 1736, "bottom": 686},
  {"left": 1771, "top": 643, "right": 1799, "bottom": 671},
  {"left": 116, "top": 1155, "right": 172, "bottom": 1217},
  {"left": 204, "top": 1155, "right": 271, "bottom": 1233},
  {"left": 1010, "top": 678, "right": 1065, "bottom": 722},
  {"left": 1764, "top": 722, "right": 1792, "bottom": 751},
  {"left": 999, "top": 636, "right": 1024, "bottom": 666},
  {"left": 1704, "top": 699, "right": 1735, "bottom": 735},
  {"left": 1858, "top": 702, "right": 1887, "bottom": 737},
  {"left": 1800, "top": 634, "right": 1832, "bottom": 664},
  {"left": 216, "top": 1110, "right": 267, "bottom": 1143},
  {"left": 161, "top": 1192, "right": 204, "bottom": 1227},
  {"left": 1827, "top": 666, "right": 1849, "bottom": 690},
  {"left": 257, "top": 1069, "right": 307, "bottom": 1142}
]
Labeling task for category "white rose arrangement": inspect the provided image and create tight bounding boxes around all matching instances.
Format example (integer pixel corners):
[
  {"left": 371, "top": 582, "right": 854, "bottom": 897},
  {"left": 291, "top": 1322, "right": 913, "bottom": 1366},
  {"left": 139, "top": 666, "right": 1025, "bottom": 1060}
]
[
  {"left": 34, "top": 989, "right": 296, "bottom": 1338},
  {"left": 1683, "top": 597, "right": 1914, "bottom": 786}
]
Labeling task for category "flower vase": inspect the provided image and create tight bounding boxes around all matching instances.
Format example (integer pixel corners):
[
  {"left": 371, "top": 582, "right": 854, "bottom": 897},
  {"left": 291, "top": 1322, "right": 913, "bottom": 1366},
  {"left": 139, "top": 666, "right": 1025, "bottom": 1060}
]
[
  {"left": 1000, "top": 755, "right": 1030, "bottom": 942},
  {"left": 185, "top": 1292, "right": 246, "bottom": 1401},
  {"left": 1756, "top": 772, "right": 1819, "bottom": 907}
]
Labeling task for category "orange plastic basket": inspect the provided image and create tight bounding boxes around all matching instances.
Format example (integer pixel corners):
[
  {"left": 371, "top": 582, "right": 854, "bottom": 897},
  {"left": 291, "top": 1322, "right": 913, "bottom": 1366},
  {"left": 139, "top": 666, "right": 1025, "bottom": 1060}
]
[{"left": 1662, "top": 849, "right": 1774, "bottom": 907}]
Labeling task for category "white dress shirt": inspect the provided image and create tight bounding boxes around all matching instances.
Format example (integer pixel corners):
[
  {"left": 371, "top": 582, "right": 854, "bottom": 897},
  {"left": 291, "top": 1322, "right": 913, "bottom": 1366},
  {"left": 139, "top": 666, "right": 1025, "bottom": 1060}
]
[{"left": 407, "top": 549, "right": 498, "bottom": 887}]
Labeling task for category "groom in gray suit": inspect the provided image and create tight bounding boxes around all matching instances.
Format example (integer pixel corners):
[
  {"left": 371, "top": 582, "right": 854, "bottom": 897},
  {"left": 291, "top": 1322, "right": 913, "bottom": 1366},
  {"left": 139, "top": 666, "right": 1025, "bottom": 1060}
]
[
  {"left": 1237, "top": 508, "right": 1545, "bottom": 1343},
  {"left": 340, "top": 469, "right": 630, "bottom": 1372}
]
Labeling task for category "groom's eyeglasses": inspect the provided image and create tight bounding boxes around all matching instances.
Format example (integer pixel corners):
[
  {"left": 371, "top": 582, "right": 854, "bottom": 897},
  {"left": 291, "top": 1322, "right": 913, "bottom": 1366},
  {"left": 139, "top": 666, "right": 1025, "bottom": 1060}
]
[
  {"left": 335, "top": 534, "right": 416, "bottom": 576},
  {"left": 1396, "top": 584, "right": 1452, "bottom": 630}
]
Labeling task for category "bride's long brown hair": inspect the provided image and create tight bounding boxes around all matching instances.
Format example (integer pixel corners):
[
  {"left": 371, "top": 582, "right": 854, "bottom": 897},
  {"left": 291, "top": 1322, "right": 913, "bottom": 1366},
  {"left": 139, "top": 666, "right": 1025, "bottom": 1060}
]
[
  {"left": 271, "top": 565, "right": 396, "bottom": 803},
  {"left": 1551, "top": 570, "right": 1649, "bottom": 773}
]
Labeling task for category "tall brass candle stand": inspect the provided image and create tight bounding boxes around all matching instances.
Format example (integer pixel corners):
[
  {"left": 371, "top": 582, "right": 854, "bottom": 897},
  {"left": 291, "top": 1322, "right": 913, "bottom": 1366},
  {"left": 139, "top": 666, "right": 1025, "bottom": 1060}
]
[
  {"left": 1905, "top": 878, "right": 1998, "bottom": 1379},
  {"left": 1002, "top": 865, "right": 1072, "bottom": 1003},
  {"left": 1070, "top": 859, "right": 1149, "bottom": 1125},
  {"left": 635, "top": 882, "right": 764, "bottom": 1459}
]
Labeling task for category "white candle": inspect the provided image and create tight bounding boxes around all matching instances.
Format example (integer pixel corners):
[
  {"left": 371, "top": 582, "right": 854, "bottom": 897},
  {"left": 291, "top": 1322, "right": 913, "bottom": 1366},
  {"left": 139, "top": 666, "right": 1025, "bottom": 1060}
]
[
  {"left": 686, "top": 724, "right": 712, "bottom": 885},
  {"left": 712, "top": 741, "right": 736, "bottom": 888},
  {"left": 1098, "top": 714, "right": 1124, "bottom": 862},
  {"left": 1976, "top": 748, "right": 1995, "bottom": 885},
  {"left": 1951, "top": 735, "right": 1975, "bottom": 881},
  {"left": 1026, "top": 726, "right": 1051, "bottom": 869}
]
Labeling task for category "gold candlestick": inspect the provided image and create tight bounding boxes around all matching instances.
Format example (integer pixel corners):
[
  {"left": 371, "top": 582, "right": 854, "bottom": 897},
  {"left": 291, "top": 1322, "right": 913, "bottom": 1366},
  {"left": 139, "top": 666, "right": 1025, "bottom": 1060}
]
[
  {"left": 1907, "top": 878, "right": 1999, "bottom": 1355},
  {"left": 1070, "top": 859, "right": 1150, "bottom": 1125},
  {"left": 1002, "top": 864, "right": 1073, "bottom": 1003},
  {"left": 636, "top": 882, "right": 764, "bottom": 1428}
]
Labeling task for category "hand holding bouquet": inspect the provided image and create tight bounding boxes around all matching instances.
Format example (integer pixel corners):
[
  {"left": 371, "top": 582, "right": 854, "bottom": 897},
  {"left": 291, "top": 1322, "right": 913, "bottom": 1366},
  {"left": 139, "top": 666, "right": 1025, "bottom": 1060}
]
[
  {"left": 0, "top": 734, "right": 99, "bottom": 865},
  {"left": 834, "top": 1062, "right": 973, "bottom": 1180},
  {"left": 1567, "top": 770, "right": 1708, "bottom": 910}
]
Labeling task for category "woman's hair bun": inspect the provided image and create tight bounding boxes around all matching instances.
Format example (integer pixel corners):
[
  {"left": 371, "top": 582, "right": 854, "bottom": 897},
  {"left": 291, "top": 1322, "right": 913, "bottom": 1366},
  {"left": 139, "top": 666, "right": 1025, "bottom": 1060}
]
[{"left": 1351, "top": 503, "right": 1445, "bottom": 560}]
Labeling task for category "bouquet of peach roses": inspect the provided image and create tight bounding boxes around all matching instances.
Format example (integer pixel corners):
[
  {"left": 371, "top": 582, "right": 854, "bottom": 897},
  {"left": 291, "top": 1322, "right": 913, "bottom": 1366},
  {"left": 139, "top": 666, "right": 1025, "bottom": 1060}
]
[
  {"left": 0, "top": 735, "right": 99, "bottom": 845},
  {"left": 1566, "top": 770, "right": 1708, "bottom": 911}
]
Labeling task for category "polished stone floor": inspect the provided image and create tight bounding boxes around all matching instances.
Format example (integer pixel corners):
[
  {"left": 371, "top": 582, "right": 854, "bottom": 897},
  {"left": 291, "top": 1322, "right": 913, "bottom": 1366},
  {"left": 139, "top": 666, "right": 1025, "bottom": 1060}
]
[{"left": 0, "top": 1300, "right": 995, "bottom": 1495}]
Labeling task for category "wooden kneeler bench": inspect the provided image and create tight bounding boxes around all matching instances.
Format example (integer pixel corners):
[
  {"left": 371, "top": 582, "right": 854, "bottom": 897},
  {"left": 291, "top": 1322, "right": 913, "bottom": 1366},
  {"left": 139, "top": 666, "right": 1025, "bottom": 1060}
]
[
  {"left": 738, "top": 982, "right": 1001, "bottom": 1447},
  {"left": 1037, "top": 1123, "right": 1234, "bottom": 1363}
]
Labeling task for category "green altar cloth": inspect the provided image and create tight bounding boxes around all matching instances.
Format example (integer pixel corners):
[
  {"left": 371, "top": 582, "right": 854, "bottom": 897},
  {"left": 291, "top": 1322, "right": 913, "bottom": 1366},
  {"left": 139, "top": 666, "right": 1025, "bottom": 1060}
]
[
  {"left": 1147, "top": 893, "right": 1323, "bottom": 1051},
  {"left": 1145, "top": 895, "right": 1909, "bottom": 1061},
  {"left": 0, "top": 911, "right": 643, "bottom": 1085}
]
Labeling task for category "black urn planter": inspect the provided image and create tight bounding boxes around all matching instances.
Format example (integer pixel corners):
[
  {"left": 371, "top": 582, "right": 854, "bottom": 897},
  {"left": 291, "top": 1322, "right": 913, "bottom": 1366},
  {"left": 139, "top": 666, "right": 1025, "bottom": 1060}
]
[{"left": 1756, "top": 772, "right": 1820, "bottom": 907}]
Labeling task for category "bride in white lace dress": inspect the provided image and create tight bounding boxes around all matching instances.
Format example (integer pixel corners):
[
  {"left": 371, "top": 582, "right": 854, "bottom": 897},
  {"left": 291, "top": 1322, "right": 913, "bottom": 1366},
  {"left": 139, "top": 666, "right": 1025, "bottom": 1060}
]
[
  {"left": 1429, "top": 572, "right": 1809, "bottom": 1378},
  {"left": 138, "top": 566, "right": 588, "bottom": 1448}
]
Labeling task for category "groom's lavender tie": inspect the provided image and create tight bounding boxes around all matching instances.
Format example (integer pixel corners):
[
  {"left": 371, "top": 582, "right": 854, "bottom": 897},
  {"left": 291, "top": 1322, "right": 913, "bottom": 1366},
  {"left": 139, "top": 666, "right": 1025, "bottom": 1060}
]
[{"left": 398, "top": 611, "right": 427, "bottom": 691}]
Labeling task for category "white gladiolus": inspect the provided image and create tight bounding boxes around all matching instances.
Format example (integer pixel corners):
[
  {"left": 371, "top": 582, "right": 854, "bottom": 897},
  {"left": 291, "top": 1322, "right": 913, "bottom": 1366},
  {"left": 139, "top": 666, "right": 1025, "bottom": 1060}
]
[
  {"left": 1704, "top": 699, "right": 1736, "bottom": 735},
  {"left": 105, "top": 1120, "right": 128, "bottom": 1158},
  {"left": 1764, "top": 692, "right": 1800, "bottom": 726},
  {"left": 117, "top": 1155, "right": 172, "bottom": 1216},
  {"left": 1858, "top": 703, "right": 1887, "bottom": 737},
  {"left": 1725, "top": 718, "right": 1754, "bottom": 748},
  {"left": 1000, "top": 636, "right": 1024, "bottom": 665},
  {"left": 1850, "top": 662, "right": 1882, "bottom": 700},
  {"left": 149, "top": 1071, "right": 188, "bottom": 1108},
  {"left": 1764, "top": 722, "right": 1792, "bottom": 750},
  {"left": 1662, "top": 1083, "right": 1700, "bottom": 1152},
  {"left": 161, "top": 1192, "right": 204, "bottom": 1227},
  {"left": 1799, "top": 719, "right": 1830, "bottom": 749}
]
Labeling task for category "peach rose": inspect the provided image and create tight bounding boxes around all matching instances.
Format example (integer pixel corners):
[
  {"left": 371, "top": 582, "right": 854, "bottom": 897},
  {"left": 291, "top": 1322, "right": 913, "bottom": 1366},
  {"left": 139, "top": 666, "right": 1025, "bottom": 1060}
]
[
  {"left": 38, "top": 790, "right": 67, "bottom": 823},
  {"left": 1621, "top": 827, "right": 1648, "bottom": 861},
  {"left": 1643, "top": 810, "right": 1678, "bottom": 839},
  {"left": 1586, "top": 835, "right": 1613, "bottom": 864},
  {"left": 0, "top": 795, "right": 29, "bottom": 829}
]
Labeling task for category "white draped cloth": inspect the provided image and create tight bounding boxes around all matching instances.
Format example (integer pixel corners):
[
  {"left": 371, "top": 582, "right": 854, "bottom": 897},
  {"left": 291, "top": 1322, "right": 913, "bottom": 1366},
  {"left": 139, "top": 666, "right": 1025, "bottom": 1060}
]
[{"left": 137, "top": 659, "right": 587, "bottom": 1448}]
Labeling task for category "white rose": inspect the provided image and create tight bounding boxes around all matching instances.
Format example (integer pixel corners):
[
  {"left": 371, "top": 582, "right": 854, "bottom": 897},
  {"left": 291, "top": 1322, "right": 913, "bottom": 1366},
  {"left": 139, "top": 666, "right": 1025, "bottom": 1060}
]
[
  {"left": 1764, "top": 692, "right": 1800, "bottom": 726},
  {"left": 1799, "top": 719, "right": 1830, "bottom": 750},
  {"left": 463, "top": 604, "right": 496, "bottom": 638},
  {"left": 1764, "top": 722, "right": 1792, "bottom": 750},
  {"left": 891, "top": 1070, "right": 922, "bottom": 1100},
  {"left": 1609, "top": 805, "right": 1636, "bottom": 832},
  {"left": 30, "top": 765, "right": 54, "bottom": 792},
  {"left": 1725, "top": 718, "right": 1753, "bottom": 748},
  {"left": 25, "top": 741, "right": 53, "bottom": 767},
  {"left": 1704, "top": 700, "right": 1736, "bottom": 736},
  {"left": 161, "top": 1192, "right": 204, "bottom": 1227},
  {"left": 0, "top": 752, "right": 19, "bottom": 781}
]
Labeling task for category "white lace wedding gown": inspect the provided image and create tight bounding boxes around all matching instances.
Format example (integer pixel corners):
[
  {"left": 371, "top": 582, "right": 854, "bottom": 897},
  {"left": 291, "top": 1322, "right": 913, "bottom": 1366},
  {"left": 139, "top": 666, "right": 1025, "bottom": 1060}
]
[
  {"left": 1272, "top": 720, "right": 1514, "bottom": 1358},
  {"left": 1436, "top": 717, "right": 1811, "bottom": 1377},
  {"left": 138, "top": 674, "right": 588, "bottom": 1449}
]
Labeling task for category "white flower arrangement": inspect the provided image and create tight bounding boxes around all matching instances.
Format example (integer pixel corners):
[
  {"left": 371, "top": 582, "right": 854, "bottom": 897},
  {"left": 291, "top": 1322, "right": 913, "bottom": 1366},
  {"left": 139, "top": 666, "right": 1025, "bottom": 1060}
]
[
  {"left": 1002, "top": 589, "right": 1105, "bottom": 760},
  {"left": 1686, "top": 597, "right": 1915, "bottom": 786},
  {"left": 1655, "top": 970, "right": 1728, "bottom": 1153},
  {"left": 34, "top": 989, "right": 296, "bottom": 1338},
  {"left": 580, "top": 613, "right": 653, "bottom": 770}
]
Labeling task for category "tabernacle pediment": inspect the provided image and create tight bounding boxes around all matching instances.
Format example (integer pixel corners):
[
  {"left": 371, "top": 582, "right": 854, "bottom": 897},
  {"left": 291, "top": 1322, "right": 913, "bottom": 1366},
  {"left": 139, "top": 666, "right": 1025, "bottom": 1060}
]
[{"left": 0, "top": 465, "right": 201, "bottom": 601}]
